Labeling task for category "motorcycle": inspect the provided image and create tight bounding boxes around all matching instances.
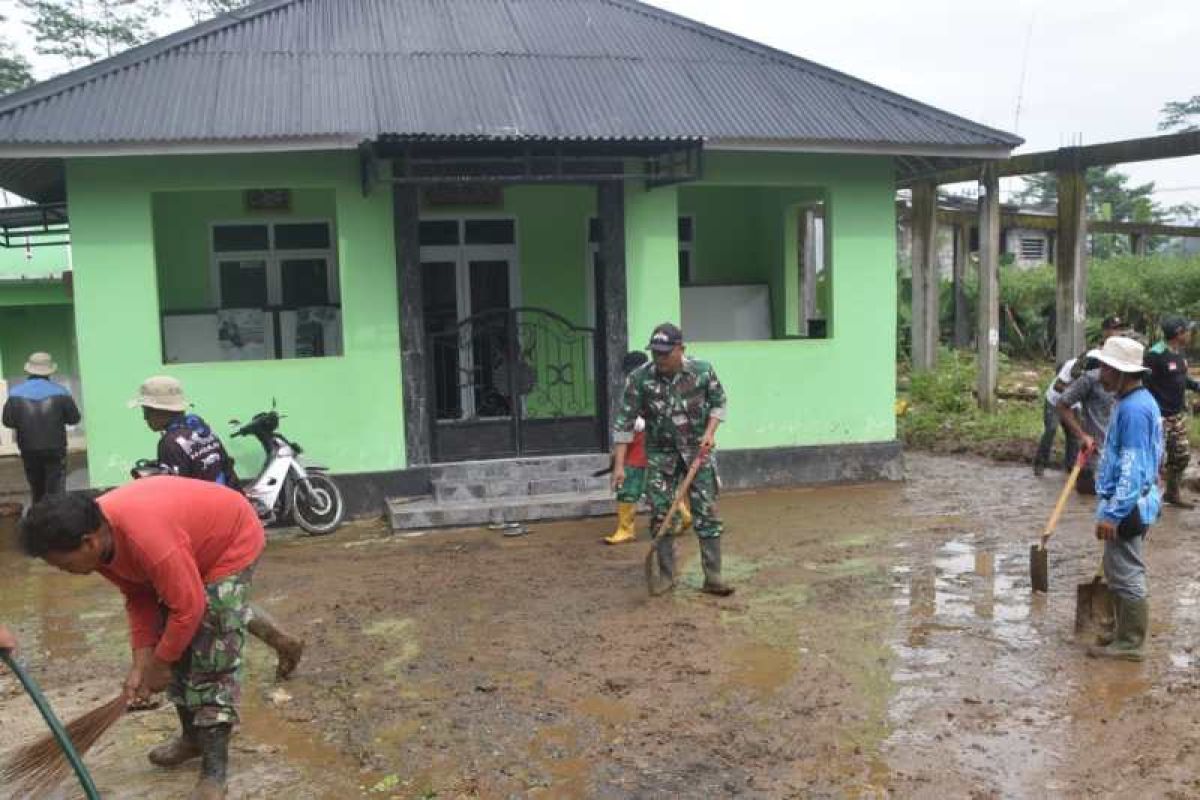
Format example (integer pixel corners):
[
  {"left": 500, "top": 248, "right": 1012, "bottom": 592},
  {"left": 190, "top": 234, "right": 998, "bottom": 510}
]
[{"left": 228, "top": 402, "right": 345, "bottom": 536}]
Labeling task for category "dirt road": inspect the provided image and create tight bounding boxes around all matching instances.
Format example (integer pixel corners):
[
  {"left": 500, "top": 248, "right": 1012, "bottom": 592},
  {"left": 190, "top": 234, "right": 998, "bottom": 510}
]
[{"left": 3, "top": 453, "right": 1200, "bottom": 799}]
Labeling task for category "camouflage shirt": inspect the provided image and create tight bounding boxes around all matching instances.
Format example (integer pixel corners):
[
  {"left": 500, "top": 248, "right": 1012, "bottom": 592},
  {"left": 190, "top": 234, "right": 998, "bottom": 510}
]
[{"left": 613, "top": 358, "right": 728, "bottom": 458}]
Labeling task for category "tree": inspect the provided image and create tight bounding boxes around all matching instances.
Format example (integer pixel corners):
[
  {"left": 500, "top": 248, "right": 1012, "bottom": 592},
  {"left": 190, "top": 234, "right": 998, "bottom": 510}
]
[
  {"left": 1010, "top": 166, "right": 1164, "bottom": 258},
  {"left": 1159, "top": 96, "right": 1200, "bottom": 133},
  {"left": 0, "top": 13, "right": 35, "bottom": 95},
  {"left": 21, "top": 0, "right": 163, "bottom": 66},
  {"left": 182, "top": 0, "right": 248, "bottom": 23}
]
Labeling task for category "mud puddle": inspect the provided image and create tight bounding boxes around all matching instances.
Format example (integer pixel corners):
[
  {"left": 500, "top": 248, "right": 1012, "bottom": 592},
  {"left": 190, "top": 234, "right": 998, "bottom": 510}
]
[{"left": 5, "top": 453, "right": 1200, "bottom": 798}]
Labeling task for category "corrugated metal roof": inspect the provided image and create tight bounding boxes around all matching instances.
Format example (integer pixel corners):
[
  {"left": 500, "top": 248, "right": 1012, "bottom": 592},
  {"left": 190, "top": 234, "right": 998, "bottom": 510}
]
[{"left": 0, "top": 0, "right": 1021, "bottom": 151}]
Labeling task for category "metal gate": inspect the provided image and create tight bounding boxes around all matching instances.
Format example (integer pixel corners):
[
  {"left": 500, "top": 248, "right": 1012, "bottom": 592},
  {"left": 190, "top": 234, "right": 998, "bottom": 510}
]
[{"left": 427, "top": 307, "right": 605, "bottom": 461}]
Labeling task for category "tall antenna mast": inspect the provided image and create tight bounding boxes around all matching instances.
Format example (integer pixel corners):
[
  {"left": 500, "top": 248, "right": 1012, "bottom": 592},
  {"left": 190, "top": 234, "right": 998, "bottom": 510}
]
[{"left": 1013, "top": 10, "right": 1036, "bottom": 133}]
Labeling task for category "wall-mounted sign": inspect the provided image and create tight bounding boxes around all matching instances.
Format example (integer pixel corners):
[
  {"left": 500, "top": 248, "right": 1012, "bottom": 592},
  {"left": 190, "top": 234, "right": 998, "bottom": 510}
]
[
  {"left": 244, "top": 189, "right": 292, "bottom": 212},
  {"left": 423, "top": 184, "right": 503, "bottom": 207}
]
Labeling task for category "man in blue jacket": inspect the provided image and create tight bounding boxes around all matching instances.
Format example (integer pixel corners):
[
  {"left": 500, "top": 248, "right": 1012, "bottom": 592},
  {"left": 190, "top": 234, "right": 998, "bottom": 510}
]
[
  {"left": 1087, "top": 336, "right": 1164, "bottom": 662},
  {"left": 2, "top": 352, "right": 80, "bottom": 503}
]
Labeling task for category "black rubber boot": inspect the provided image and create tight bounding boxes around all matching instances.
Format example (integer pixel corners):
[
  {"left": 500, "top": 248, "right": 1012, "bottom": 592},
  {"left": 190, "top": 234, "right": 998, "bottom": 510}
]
[
  {"left": 190, "top": 723, "right": 231, "bottom": 799},
  {"left": 699, "top": 537, "right": 735, "bottom": 596},
  {"left": 1089, "top": 596, "right": 1149, "bottom": 662},
  {"left": 148, "top": 705, "right": 202, "bottom": 768},
  {"left": 651, "top": 535, "right": 676, "bottom": 596},
  {"left": 248, "top": 605, "right": 305, "bottom": 680}
]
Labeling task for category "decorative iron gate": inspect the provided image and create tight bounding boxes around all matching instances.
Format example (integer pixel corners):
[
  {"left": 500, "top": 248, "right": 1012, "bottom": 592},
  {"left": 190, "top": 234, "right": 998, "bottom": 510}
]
[{"left": 427, "top": 307, "right": 606, "bottom": 461}]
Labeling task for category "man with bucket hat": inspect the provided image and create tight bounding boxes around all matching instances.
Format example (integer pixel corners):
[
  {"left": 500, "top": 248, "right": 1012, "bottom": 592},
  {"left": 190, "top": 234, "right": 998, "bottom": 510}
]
[
  {"left": 1086, "top": 336, "right": 1163, "bottom": 661},
  {"left": 130, "top": 375, "right": 305, "bottom": 682},
  {"left": 2, "top": 352, "right": 81, "bottom": 503},
  {"left": 611, "top": 323, "right": 732, "bottom": 596},
  {"left": 1143, "top": 315, "right": 1200, "bottom": 508}
]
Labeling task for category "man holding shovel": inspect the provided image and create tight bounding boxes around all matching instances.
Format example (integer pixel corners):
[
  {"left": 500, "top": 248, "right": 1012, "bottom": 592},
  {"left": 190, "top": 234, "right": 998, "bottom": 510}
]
[
  {"left": 611, "top": 323, "right": 732, "bottom": 596},
  {"left": 1086, "top": 336, "right": 1163, "bottom": 662}
]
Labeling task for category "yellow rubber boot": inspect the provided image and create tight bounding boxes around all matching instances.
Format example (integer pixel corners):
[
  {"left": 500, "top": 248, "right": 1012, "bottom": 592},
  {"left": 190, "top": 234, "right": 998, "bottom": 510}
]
[{"left": 604, "top": 503, "right": 638, "bottom": 545}]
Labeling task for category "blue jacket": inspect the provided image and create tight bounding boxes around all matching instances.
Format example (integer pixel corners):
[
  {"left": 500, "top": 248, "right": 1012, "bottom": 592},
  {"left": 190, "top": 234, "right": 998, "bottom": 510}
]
[
  {"left": 2, "top": 377, "right": 81, "bottom": 452},
  {"left": 1094, "top": 386, "right": 1163, "bottom": 525}
]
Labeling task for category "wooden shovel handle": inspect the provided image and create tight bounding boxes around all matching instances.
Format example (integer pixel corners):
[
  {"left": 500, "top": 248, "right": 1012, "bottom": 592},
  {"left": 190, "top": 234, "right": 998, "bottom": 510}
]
[
  {"left": 651, "top": 446, "right": 710, "bottom": 542},
  {"left": 1040, "top": 445, "right": 1093, "bottom": 547}
]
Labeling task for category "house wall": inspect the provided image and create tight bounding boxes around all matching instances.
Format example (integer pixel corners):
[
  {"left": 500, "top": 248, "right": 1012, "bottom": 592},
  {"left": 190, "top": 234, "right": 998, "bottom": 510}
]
[
  {"left": 66, "top": 151, "right": 403, "bottom": 486},
  {"left": 624, "top": 151, "right": 897, "bottom": 450},
  {"left": 0, "top": 304, "right": 77, "bottom": 386}
]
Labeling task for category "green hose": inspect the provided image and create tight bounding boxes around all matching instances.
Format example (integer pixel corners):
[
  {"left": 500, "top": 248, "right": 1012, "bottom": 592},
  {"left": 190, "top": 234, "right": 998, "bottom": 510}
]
[{"left": 1, "top": 648, "right": 102, "bottom": 800}]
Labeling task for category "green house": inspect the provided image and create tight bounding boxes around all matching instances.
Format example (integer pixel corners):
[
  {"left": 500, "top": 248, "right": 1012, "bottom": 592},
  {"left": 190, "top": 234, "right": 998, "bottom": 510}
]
[{"left": 0, "top": 0, "right": 1019, "bottom": 519}]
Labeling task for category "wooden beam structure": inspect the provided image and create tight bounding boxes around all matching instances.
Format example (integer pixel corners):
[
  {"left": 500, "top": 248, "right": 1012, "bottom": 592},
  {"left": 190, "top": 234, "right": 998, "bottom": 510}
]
[
  {"left": 977, "top": 166, "right": 1001, "bottom": 411},
  {"left": 899, "top": 131, "right": 1200, "bottom": 186},
  {"left": 910, "top": 181, "right": 939, "bottom": 370},
  {"left": 1055, "top": 162, "right": 1089, "bottom": 366},
  {"left": 897, "top": 205, "right": 1200, "bottom": 239}
]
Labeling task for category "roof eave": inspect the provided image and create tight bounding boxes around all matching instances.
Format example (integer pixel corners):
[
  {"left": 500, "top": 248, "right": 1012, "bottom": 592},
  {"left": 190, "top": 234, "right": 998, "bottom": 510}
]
[
  {"left": 707, "top": 138, "right": 1018, "bottom": 161},
  {"left": 0, "top": 135, "right": 364, "bottom": 159}
]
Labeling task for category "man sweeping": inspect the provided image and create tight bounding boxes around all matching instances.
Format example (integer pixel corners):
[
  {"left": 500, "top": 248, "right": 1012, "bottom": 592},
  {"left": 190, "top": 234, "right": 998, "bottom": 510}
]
[
  {"left": 1144, "top": 316, "right": 1200, "bottom": 509},
  {"left": 1086, "top": 336, "right": 1163, "bottom": 662},
  {"left": 20, "top": 478, "right": 265, "bottom": 799},
  {"left": 130, "top": 375, "right": 305, "bottom": 679},
  {"left": 611, "top": 323, "right": 732, "bottom": 596}
]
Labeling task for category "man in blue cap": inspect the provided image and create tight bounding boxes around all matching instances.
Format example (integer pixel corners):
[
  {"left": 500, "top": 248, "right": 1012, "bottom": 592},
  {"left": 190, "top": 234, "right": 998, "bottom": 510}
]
[{"left": 1144, "top": 315, "right": 1200, "bottom": 508}]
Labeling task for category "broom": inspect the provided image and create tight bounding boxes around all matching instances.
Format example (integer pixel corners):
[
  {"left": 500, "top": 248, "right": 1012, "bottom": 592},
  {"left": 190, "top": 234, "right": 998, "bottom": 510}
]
[{"left": 1, "top": 648, "right": 118, "bottom": 799}]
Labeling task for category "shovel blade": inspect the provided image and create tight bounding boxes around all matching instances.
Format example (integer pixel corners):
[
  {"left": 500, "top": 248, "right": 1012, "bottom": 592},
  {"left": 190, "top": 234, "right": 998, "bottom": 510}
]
[
  {"left": 1074, "top": 578, "right": 1115, "bottom": 637},
  {"left": 1030, "top": 543, "right": 1049, "bottom": 593}
]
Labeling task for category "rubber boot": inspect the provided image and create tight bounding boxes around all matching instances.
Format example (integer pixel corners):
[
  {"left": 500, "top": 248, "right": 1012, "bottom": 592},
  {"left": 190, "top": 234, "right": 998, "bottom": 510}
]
[
  {"left": 1094, "top": 594, "right": 1119, "bottom": 647},
  {"left": 1089, "top": 596, "right": 1148, "bottom": 662},
  {"left": 1164, "top": 476, "right": 1195, "bottom": 509},
  {"left": 604, "top": 503, "right": 638, "bottom": 545},
  {"left": 650, "top": 535, "right": 676, "bottom": 596},
  {"left": 189, "top": 723, "right": 231, "bottom": 800},
  {"left": 148, "top": 705, "right": 202, "bottom": 768},
  {"left": 1032, "top": 460, "right": 1045, "bottom": 477},
  {"left": 699, "top": 537, "right": 735, "bottom": 597},
  {"left": 248, "top": 606, "right": 305, "bottom": 680}
]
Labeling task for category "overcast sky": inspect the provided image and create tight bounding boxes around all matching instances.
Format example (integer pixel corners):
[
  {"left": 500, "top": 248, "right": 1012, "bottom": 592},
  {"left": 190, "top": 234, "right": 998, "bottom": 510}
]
[
  {"left": 646, "top": 0, "right": 1200, "bottom": 211},
  {"left": 5, "top": 0, "right": 1198, "bottom": 212}
]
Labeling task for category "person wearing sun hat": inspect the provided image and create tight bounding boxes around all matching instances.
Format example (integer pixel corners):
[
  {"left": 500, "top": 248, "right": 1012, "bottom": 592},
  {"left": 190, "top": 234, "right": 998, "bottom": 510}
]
[
  {"left": 1085, "top": 336, "right": 1163, "bottom": 662},
  {"left": 1, "top": 352, "right": 81, "bottom": 503}
]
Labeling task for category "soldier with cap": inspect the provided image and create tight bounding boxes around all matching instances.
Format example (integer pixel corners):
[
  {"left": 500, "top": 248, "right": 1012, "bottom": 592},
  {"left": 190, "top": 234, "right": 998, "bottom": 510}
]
[
  {"left": 2, "top": 352, "right": 81, "bottom": 503},
  {"left": 611, "top": 323, "right": 732, "bottom": 596},
  {"left": 1144, "top": 315, "right": 1200, "bottom": 508}
]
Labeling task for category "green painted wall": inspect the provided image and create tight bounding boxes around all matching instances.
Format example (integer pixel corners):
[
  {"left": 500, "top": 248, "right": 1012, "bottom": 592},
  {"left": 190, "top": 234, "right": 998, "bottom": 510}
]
[
  {"left": 0, "top": 240, "right": 69, "bottom": 277},
  {"left": 0, "top": 304, "right": 77, "bottom": 386},
  {"left": 152, "top": 188, "right": 338, "bottom": 311},
  {"left": 624, "top": 183, "right": 680, "bottom": 343},
  {"left": 677, "top": 152, "right": 897, "bottom": 447},
  {"left": 66, "top": 151, "right": 402, "bottom": 486}
]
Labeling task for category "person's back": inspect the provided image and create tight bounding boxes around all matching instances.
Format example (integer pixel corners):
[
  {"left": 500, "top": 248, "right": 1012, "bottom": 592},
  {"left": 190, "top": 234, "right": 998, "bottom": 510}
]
[
  {"left": 157, "top": 413, "right": 240, "bottom": 488},
  {"left": 2, "top": 352, "right": 81, "bottom": 503}
]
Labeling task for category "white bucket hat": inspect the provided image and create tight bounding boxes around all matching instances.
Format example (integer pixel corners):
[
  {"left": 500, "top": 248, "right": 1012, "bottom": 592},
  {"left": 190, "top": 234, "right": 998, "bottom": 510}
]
[
  {"left": 24, "top": 352, "right": 56, "bottom": 376},
  {"left": 1087, "top": 336, "right": 1149, "bottom": 374},
  {"left": 128, "top": 375, "right": 190, "bottom": 412}
]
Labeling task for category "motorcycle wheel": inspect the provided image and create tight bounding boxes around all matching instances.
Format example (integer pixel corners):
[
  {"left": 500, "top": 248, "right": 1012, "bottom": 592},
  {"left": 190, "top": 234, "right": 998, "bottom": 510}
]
[{"left": 291, "top": 473, "right": 345, "bottom": 535}]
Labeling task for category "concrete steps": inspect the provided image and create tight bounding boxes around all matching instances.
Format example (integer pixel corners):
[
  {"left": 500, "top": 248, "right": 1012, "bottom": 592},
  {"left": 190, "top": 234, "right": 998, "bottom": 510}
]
[{"left": 387, "top": 453, "right": 614, "bottom": 531}]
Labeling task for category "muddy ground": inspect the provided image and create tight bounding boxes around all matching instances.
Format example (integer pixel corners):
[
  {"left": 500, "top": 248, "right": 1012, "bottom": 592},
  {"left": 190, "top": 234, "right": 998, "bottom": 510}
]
[{"left": 4, "top": 453, "right": 1200, "bottom": 799}]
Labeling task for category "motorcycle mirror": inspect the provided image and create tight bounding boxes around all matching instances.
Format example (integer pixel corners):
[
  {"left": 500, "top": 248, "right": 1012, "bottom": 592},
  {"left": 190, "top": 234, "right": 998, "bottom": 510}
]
[{"left": 229, "top": 419, "right": 240, "bottom": 426}]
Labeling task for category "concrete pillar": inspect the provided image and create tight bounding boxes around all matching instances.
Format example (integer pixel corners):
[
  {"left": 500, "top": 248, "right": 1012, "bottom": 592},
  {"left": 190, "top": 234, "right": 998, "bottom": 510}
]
[
  {"left": 952, "top": 221, "right": 971, "bottom": 348},
  {"left": 977, "top": 165, "right": 1000, "bottom": 412},
  {"left": 596, "top": 181, "right": 629, "bottom": 441},
  {"left": 1055, "top": 157, "right": 1088, "bottom": 367},
  {"left": 1131, "top": 231, "right": 1149, "bottom": 256},
  {"left": 623, "top": 183, "right": 680, "bottom": 343},
  {"left": 394, "top": 182, "right": 430, "bottom": 466},
  {"left": 910, "top": 181, "right": 939, "bottom": 371}
]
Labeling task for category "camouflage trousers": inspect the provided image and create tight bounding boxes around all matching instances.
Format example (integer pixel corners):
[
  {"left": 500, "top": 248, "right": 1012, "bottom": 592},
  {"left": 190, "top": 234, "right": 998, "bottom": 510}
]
[
  {"left": 166, "top": 562, "right": 256, "bottom": 727},
  {"left": 1163, "top": 412, "right": 1191, "bottom": 485},
  {"left": 647, "top": 450, "right": 722, "bottom": 540}
]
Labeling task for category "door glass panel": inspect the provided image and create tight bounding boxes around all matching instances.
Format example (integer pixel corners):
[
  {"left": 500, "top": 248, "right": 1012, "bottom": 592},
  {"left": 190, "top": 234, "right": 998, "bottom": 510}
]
[
  {"left": 469, "top": 259, "right": 514, "bottom": 418},
  {"left": 281, "top": 258, "right": 330, "bottom": 306},
  {"left": 422, "top": 261, "right": 462, "bottom": 420},
  {"left": 218, "top": 259, "right": 268, "bottom": 308},
  {"left": 275, "top": 222, "right": 331, "bottom": 250},
  {"left": 464, "top": 219, "right": 515, "bottom": 245},
  {"left": 419, "top": 220, "right": 459, "bottom": 246},
  {"left": 213, "top": 224, "right": 269, "bottom": 252}
]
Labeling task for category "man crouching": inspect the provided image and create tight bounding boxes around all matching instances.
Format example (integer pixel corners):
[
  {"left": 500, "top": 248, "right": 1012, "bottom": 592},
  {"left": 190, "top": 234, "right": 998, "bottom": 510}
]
[{"left": 20, "top": 477, "right": 265, "bottom": 799}]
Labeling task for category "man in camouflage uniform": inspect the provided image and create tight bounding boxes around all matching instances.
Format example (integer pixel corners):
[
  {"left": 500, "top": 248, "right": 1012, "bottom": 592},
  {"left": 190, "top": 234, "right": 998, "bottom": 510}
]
[
  {"left": 1144, "top": 315, "right": 1200, "bottom": 508},
  {"left": 612, "top": 323, "right": 733, "bottom": 596},
  {"left": 19, "top": 478, "right": 265, "bottom": 800}
]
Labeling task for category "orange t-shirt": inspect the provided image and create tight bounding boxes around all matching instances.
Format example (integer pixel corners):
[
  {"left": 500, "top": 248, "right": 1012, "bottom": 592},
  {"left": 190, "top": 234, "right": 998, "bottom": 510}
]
[{"left": 96, "top": 477, "right": 265, "bottom": 663}]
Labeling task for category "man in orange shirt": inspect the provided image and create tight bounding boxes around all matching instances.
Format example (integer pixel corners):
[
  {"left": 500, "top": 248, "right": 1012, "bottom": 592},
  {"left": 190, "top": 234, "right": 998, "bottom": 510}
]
[{"left": 20, "top": 477, "right": 265, "bottom": 800}]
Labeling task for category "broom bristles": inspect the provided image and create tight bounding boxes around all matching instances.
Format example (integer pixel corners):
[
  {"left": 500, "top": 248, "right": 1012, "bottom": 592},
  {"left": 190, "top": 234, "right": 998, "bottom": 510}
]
[{"left": 2, "top": 695, "right": 125, "bottom": 797}]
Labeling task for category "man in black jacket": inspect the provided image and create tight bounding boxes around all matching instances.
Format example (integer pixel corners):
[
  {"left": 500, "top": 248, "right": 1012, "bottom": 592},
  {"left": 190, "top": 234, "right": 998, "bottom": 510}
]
[
  {"left": 2, "top": 352, "right": 80, "bottom": 503},
  {"left": 1144, "top": 316, "right": 1200, "bottom": 508}
]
